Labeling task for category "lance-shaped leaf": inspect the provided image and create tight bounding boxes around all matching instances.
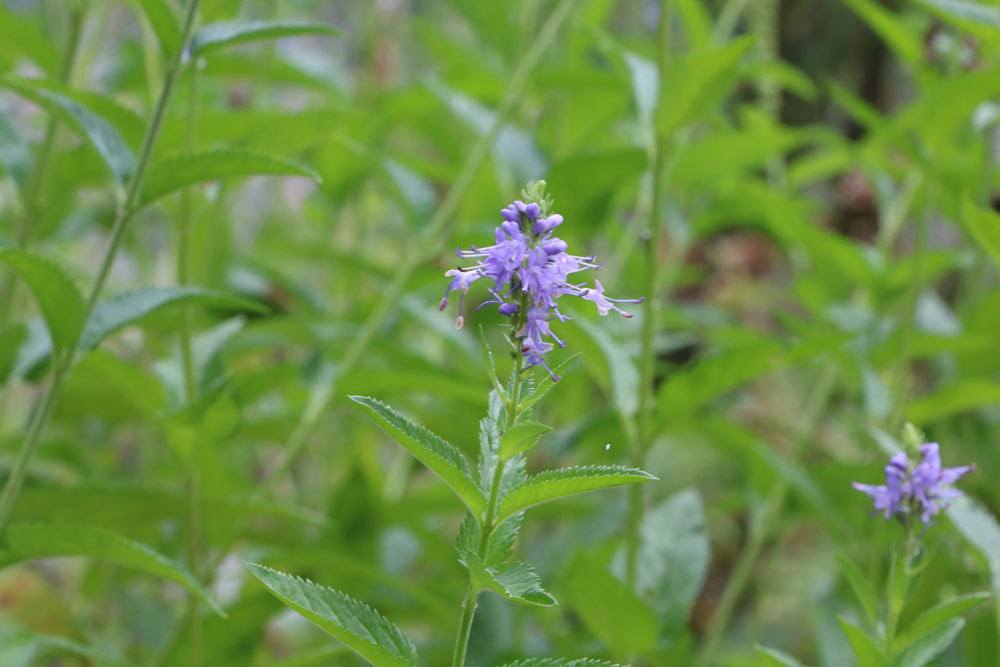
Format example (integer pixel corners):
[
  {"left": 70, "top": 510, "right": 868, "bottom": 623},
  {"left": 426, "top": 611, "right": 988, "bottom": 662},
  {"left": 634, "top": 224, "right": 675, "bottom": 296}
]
[
  {"left": 0, "top": 522, "right": 223, "bottom": 616},
  {"left": 190, "top": 20, "right": 339, "bottom": 57},
  {"left": 838, "top": 617, "right": 887, "bottom": 667},
  {"left": 893, "top": 618, "right": 964, "bottom": 667},
  {"left": 350, "top": 396, "right": 486, "bottom": 516},
  {"left": 0, "top": 77, "right": 135, "bottom": 184},
  {"left": 0, "top": 248, "right": 86, "bottom": 357},
  {"left": 128, "top": 0, "right": 182, "bottom": 57},
  {"left": 139, "top": 149, "right": 320, "bottom": 207},
  {"left": 895, "top": 592, "right": 990, "bottom": 650},
  {"left": 81, "top": 286, "right": 266, "bottom": 350},
  {"left": 501, "top": 659, "right": 622, "bottom": 666},
  {"left": 245, "top": 562, "right": 417, "bottom": 667},
  {"left": 462, "top": 552, "right": 556, "bottom": 607},
  {"left": 496, "top": 465, "right": 656, "bottom": 524},
  {"left": 500, "top": 421, "right": 552, "bottom": 460},
  {"left": 756, "top": 646, "right": 805, "bottom": 667}
]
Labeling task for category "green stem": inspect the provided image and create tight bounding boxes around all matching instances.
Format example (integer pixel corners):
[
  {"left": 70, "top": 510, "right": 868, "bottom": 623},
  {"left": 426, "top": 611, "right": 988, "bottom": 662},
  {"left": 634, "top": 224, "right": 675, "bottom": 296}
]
[
  {"left": 267, "top": 0, "right": 578, "bottom": 487},
  {"left": 0, "top": 0, "right": 202, "bottom": 536},
  {"left": 0, "top": 8, "right": 85, "bottom": 323},
  {"left": 694, "top": 363, "right": 838, "bottom": 667},
  {"left": 178, "top": 56, "right": 203, "bottom": 667},
  {"left": 451, "top": 341, "right": 525, "bottom": 667},
  {"left": 625, "top": 0, "right": 672, "bottom": 593}
]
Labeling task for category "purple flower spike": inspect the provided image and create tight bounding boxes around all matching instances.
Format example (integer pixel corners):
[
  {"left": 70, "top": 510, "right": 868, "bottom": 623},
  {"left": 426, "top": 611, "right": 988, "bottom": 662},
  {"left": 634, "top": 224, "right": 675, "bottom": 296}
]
[
  {"left": 439, "top": 191, "right": 643, "bottom": 377},
  {"left": 853, "top": 443, "right": 973, "bottom": 524}
]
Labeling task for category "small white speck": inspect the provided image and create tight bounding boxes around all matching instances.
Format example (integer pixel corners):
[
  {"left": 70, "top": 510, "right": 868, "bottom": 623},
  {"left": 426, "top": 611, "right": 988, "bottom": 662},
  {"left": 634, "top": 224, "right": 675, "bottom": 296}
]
[{"left": 604, "top": 443, "right": 611, "bottom": 452}]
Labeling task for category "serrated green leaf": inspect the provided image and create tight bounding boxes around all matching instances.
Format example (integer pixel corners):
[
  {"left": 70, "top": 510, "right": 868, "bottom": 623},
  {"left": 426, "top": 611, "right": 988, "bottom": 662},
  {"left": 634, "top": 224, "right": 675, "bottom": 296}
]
[
  {"left": 139, "top": 149, "right": 319, "bottom": 207},
  {"left": 349, "top": 396, "right": 486, "bottom": 516},
  {"left": 464, "top": 553, "right": 556, "bottom": 607},
  {"left": 892, "top": 618, "right": 964, "bottom": 667},
  {"left": 82, "top": 286, "right": 266, "bottom": 350},
  {"left": 0, "top": 522, "right": 223, "bottom": 617},
  {"left": 501, "top": 659, "right": 622, "bottom": 667},
  {"left": 656, "top": 36, "right": 753, "bottom": 140},
  {"left": 0, "top": 248, "right": 86, "bottom": 357},
  {"left": 244, "top": 562, "right": 417, "bottom": 667},
  {"left": 838, "top": 617, "right": 888, "bottom": 667},
  {"left": 0, "top": 77, "right": 135, "bottom": 184},
  {"left": 500, "top": 421, "right": 551, "bottom": 459},
  {"left": 838, "top": 554, "right": 881, "bottom": 629},
  {"left": 191, "top": 20, "right": 339, "bottom": 57},
  {"left": 496, "top": 465, "right": 655, "bottom": 525},
  {"left": 896, "top": 592, "right": 989, "bottom": 651},
  {"left": 756, "top": 645, "right": 805, "bottom": 667},
  {"left": 127, "top": 0, "right": 182, "bottom": 57}
]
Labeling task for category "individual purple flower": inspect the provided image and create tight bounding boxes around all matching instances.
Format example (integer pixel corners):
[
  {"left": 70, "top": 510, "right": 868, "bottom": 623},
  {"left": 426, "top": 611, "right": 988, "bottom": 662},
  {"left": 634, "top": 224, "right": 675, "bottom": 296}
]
[
  {"left": 439, "top": 187, "right": 643, "bottom": 378},
  {"left": 853, "top": 443, "right": 973, "bottom": 524}
]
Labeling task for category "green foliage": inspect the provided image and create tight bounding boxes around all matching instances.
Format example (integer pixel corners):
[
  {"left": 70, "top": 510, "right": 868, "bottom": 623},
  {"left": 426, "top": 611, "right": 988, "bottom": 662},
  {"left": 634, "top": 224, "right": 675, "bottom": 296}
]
[
  {"left": 190, "top": 20, "right": 339, "bottom": 57},
  {"left": 245, "top": 562, "right": 418, "bottom": 667}
]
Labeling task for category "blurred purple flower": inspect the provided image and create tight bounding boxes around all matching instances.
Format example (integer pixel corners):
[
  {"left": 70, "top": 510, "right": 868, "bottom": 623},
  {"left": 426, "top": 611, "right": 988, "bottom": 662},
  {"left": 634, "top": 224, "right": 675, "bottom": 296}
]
[
  {"left": 853, "top": 443, "right": 973, "bottom": 524},
  {"left": 440, "top": 197, "right": 642, "bottom": 378}
]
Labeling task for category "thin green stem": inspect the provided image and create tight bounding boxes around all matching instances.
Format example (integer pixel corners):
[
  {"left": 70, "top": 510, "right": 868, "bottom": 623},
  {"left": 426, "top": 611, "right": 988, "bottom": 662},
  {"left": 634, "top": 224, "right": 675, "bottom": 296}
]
[
  {"left": 178, "top": 57, "right": 203, "bottom": 667},
  {"left": 451, "top": 340, "right": 525, "bottom": 667},
  {"left": 0, "top": 8, "right": 85, "bottom": 323},
  {"left": 0, "top": 0, "right": 202, "bottom": 535},
  {"left": 694, "top": 363, "right": 838, "bottom": 667},
  {"left": 625, "top": 0, "right": 672, "bottom": 593},
  {"left": 267, "top": 0, "right": 578, "bottom": 487}
]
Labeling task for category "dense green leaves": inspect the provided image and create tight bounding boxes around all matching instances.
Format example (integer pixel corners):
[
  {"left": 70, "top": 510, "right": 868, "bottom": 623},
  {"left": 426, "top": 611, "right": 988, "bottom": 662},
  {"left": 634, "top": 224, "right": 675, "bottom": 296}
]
[
  {"left": 350, "top": 396, "right": 486, "bottom": 516},
  {"left": 190, "top": 20, "right": 339, "bottom": 57},
  {"left": 0, "top": 77, "right": 135, "bottom": 184},
  {"left": 496, "top": 466, "right": 655, "bottom": 524},
  {"left": 245, "top": 563, "right": 418, "bottom": 667},
  {"left": 139, "top": 149, "right": 319, "bottom": 207},
  {"left": 0, "top": 522, "right": 222, "bottom": 616},
  {"left": 0, "top": 247, "right": 86, "bottom": 356}
]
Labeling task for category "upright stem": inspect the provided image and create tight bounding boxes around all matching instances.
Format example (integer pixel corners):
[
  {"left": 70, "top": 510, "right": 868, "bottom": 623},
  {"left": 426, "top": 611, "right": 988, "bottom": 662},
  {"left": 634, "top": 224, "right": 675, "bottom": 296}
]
[
  {"left": 625, "top": 0, "right": 672, "bottom": 593},
  {"left": 0, "top": 0, "right": 201, "bottom": 535},
  {"left": 0, "top": 8, "right": 85, "bottom": 323},
  {"left": 452, "top": 346, "right": 525, "bottom": 667},
  {"left": 178, "top": 59, "right": 203, "bottom": 667}
]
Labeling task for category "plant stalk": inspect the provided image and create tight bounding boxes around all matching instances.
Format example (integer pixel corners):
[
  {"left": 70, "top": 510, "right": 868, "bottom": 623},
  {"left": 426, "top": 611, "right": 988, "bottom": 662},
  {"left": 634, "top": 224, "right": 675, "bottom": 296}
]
[
  {"left": 625, "top": 0, "right": 672, "bottom": 593},
  {"left": 0, "top": 0, "right": 202, "bottom": 535}
]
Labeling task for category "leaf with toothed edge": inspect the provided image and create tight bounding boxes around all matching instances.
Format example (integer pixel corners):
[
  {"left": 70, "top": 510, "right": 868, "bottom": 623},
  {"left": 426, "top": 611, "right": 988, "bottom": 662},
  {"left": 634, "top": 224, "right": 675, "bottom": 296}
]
[
  {"left": 495, "top": 465, "right": 656, "bottom": 524},
  {"left": 460, "top": 549, "right": 557, "bottom": 607},
  {"left": 244, "top": 562, "right": 417, "bottom": 667},
  {"left": 500, "top": 660, "right": 623, "bottom": 667},
  {"left": 350, "top": 396, "right": 486, "bottom": 517}
]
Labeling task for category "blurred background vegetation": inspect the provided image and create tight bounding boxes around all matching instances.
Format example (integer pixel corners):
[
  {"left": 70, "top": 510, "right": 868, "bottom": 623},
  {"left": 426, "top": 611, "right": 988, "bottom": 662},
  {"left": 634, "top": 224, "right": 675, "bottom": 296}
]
[{"left": 1, "top": 0, "right": 1000, "bottom": 665}]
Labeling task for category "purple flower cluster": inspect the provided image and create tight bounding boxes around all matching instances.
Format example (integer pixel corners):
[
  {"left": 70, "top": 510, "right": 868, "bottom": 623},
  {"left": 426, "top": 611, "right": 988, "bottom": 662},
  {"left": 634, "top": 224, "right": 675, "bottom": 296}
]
[
  {"left": 439, "top": 199, "right": 642, "bottom": 378},
  {"left": 853, "top": 443, "right": 973, "bottom": 524}
]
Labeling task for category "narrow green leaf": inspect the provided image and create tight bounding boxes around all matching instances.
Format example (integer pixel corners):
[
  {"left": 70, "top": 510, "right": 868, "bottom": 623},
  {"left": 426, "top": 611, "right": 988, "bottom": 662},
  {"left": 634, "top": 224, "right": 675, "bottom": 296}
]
[
  {"left": 896, "top": 592, "right": 990, "bottom": 651},
  {"left": 139, "top": 149, "right": 320, "bottom": 207},
  {"left": 948, "top": 496, "right": 1000, "bottom": 638},
  {"left": 500, "top": 421, "right": 552, "bottom": 459},
  {"left": 755, "top": 645, "right": 805, "bottom": 667},
  {"left": 496, "top": 465, "right": 655, "bottom": 524},
  {"left": 0, "top": 522, "right": 223, "bottom": 617},
  {"left": 837, "top": 554, "right": 881, "bottom": 629},
  {"left": 842, "top": 0, "right": 923, "bottom": 65},
  {"left": 463, "top": 553, "right": 556, "bottom": 607},
  {"left": 82, "top": 286, "right": 266, "bottom": 350},
  {"left": 907, "top": 378, "right": 1000, "bottom": 422},
  {"left": 838, "top": 617, "right": 888, "bottom": 667},
  {"left": 656, "top": 36, "right": 753, "bottom": 140},
  {"left": 127, "top": 0, "right": 183, "bottom": 57},
  {"left": 0, "top": 77, "right": 136, "bottom": 184},
  {"left": 962, "top": 199, "right": 1000, "bottom": 272},
  {"left": 191, "top": 20, "right": 339, "bottom": 57},
  {"left": 0, "top": 7, "right": 59, "bottom": 75},
  {"left": 244, "top": 562, "right": 418, "bottom": 667},
  {"left": 349, "top": 396, "right": 486, "bottom": 516},
  {"left": 0, "top": 248, "right": 86, "bottom": 356},
  {"left": 892, "top": 618, "right": 964, "bottom": 667}
]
